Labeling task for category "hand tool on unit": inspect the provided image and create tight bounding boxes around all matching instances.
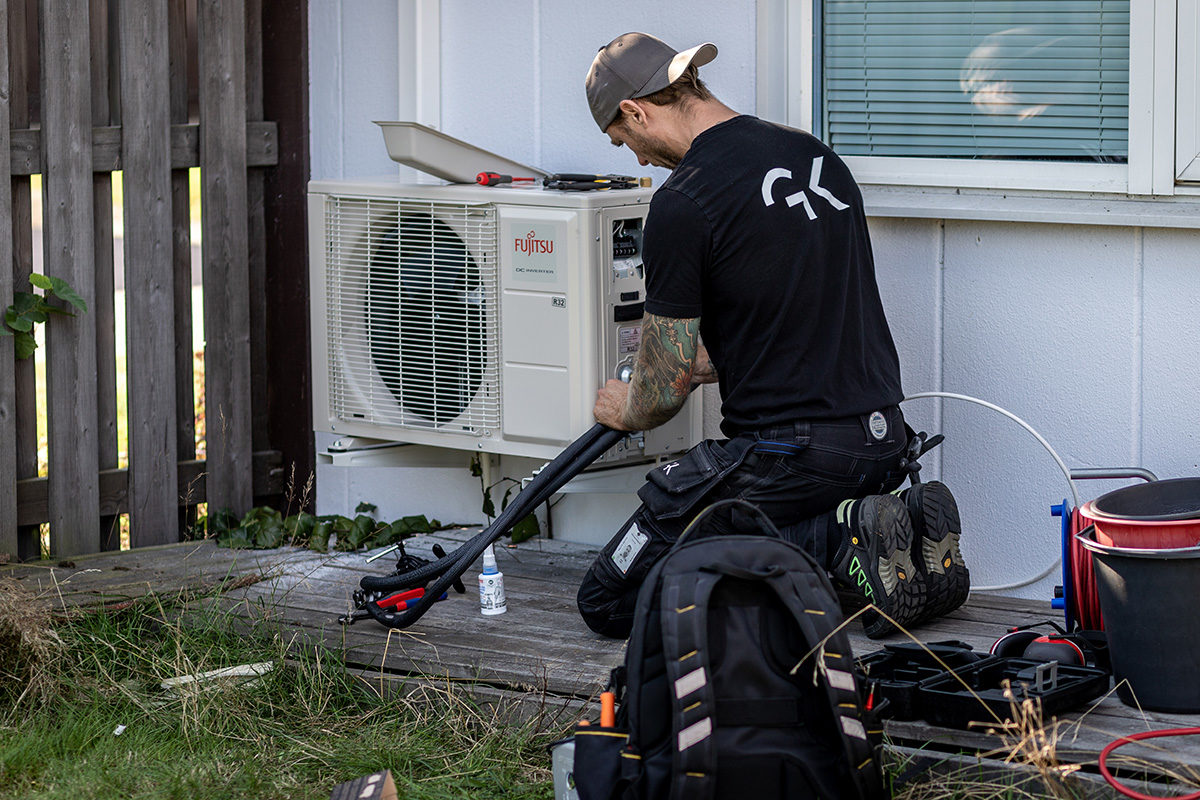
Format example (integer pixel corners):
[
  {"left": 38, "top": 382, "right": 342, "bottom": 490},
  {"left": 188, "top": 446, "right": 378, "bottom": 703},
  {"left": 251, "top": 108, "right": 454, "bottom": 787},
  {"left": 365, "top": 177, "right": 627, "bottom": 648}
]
[{"left": 476, "top": 172, "right": 537, "bottom": 186}]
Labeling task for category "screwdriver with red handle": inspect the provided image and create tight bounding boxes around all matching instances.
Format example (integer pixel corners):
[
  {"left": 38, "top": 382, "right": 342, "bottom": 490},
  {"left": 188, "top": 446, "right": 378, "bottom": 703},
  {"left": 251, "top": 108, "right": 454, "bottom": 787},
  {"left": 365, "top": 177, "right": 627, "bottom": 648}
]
[{"left": 476, "top": 172, "right": 537, "bottom": 186}]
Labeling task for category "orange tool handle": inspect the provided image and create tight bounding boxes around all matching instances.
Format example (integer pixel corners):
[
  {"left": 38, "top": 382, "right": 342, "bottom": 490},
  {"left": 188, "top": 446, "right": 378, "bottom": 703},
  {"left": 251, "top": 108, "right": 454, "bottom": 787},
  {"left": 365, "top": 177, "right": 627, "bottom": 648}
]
[{"left": 600, "top": 691, "right": 616, "bottom": 727}]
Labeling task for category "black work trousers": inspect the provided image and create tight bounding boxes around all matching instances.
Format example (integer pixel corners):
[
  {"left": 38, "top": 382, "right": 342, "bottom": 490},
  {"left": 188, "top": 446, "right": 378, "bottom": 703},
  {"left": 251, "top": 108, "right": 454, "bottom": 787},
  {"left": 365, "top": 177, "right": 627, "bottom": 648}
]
[{"left": 576, "top": 405, "right": 909, "bottom": 638}]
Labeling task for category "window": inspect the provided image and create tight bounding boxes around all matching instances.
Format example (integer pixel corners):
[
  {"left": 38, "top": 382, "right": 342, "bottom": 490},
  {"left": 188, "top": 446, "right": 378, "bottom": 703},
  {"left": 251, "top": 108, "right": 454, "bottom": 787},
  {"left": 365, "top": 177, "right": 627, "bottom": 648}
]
[
  {"left": 757, "top": 0, "right": 1197, "bottom": 194},
  {"left": 820, "top": 1, "right": 1130, "bottom": 163},
  {"left": 1178, "top": 0, "right": 1200, "bottom": 182}
]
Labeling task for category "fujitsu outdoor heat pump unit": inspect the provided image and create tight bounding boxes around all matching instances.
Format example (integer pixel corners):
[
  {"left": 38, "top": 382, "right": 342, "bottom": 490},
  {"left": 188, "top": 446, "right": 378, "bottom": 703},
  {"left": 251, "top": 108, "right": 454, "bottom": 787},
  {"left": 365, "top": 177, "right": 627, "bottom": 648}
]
[{"left": 309, "top": 123, "right": 700, "bottom": 464}]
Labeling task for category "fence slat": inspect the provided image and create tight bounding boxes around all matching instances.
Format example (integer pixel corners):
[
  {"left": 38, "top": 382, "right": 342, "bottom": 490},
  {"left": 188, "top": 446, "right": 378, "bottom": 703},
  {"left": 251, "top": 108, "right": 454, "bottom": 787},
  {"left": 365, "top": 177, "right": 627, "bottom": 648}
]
[
  {"left": 15, "top": 449, "right": 284, "bottom": 525},
  {"left": 261, "top": 0, "right": 314, "bottom": 510},
  {"left": 119, "top": 0, "right": 179, "bottom": 546},
  {"left": 40, "top": 0, "right": 101, "bottom": 555},
  {"left": 168, "top": 0, "right": 196, "bottom": 529},
  {"left": 7, "top": 121, "right": 278, "bottom": 174},
  {"left": 245, "top": 0, "right": 269, "bottom": 459},
  {"left": 0, "top": 0, "right": 17, "bottom": 556},
  {"left": 11, "top": 0, "right": 39, "bottom": 559},
  {"left": 198, "top": 0, "right": 253, "bottom": 516},
  {"left": 91, "top": 0, "right": 120, "bottom": 550}
]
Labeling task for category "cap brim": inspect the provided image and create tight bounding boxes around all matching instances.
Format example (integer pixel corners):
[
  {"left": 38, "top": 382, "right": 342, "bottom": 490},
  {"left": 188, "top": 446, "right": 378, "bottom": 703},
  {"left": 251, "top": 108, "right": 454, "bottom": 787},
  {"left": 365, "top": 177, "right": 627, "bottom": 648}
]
[{"left": 633, "top": 41, "right": 718, "bottom": 100}]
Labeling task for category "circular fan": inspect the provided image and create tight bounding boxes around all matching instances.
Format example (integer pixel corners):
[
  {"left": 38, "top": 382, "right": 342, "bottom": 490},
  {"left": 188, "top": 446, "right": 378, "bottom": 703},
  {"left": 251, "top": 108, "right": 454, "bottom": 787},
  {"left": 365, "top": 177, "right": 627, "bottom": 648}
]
[{"left": 366, "top": 212, "right": 486, "bottom": 426}]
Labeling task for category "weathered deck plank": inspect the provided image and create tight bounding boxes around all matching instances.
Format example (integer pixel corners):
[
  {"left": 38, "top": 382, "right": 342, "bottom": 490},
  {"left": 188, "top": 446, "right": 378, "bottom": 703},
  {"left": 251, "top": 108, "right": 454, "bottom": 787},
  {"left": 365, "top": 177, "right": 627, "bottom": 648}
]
[{"left": 6, "top": 532, "right": 1200, "bottom": 787}]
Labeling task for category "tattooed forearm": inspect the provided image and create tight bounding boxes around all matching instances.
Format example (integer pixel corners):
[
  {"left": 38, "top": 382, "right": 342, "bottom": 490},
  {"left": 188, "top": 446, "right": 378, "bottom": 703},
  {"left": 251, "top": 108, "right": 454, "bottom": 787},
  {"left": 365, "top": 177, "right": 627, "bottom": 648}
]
[{"left": 622, "top": 314, "right": 700, "bottom": 430}]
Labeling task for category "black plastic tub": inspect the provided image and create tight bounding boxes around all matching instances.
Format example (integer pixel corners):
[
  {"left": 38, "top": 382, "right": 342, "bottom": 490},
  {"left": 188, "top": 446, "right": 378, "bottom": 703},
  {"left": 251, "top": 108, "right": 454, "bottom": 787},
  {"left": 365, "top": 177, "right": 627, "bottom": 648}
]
[
  {"left": 916, "top": 657, "right": 1109, "bottom": 729},
  {"left": 1091, "top": 476, "right": 1200, "bottom": 521},
  {"left": 1078, "top": 529, "right": 1200, "bottom": 713}
]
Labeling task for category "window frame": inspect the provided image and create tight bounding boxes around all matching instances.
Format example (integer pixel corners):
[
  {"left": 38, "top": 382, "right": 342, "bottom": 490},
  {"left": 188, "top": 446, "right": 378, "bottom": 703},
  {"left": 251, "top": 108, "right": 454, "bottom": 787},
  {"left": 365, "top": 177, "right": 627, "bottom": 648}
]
[
  {"left": 1177, "top": 0, "right": 1200, "bottom": 182},
  {"left": 758, "top": 0, "right": 1177, "bottom": 196}
]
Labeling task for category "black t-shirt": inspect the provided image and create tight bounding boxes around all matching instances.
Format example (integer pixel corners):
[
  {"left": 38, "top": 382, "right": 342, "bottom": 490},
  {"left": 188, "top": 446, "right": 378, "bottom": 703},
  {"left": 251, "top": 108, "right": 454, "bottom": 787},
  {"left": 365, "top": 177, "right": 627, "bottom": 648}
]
[{"left": 642, "top": 115, "right": 903, "bottom": 436}]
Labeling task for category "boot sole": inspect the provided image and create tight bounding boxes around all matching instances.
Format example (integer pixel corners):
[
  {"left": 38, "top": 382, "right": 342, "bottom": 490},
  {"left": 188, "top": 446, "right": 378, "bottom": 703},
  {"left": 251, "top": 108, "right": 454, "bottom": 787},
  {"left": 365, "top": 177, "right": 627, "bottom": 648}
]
[
  {"left": 858, "top": 496, "right": 926, "bottom": 639},
  {"left": 908, "top": 481, "right": 969, "bottom": 621}
]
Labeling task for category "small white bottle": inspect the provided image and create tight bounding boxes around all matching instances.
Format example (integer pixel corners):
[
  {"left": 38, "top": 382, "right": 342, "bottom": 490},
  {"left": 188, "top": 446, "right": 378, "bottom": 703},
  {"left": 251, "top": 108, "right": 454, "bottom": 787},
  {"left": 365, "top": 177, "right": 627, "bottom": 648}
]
[{"left": 479, "top": 545, "right": 507, "bottom": 616}]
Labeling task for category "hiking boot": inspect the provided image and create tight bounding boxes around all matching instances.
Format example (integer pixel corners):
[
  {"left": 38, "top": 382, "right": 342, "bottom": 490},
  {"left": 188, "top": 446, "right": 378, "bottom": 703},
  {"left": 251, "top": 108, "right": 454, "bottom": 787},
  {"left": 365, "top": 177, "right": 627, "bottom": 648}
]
[
  {"left": 829, "top": 494, "right": 925, "bottom": 639},
  {"left": 900, "top": 480, "right": 969, "bottom": 622}
]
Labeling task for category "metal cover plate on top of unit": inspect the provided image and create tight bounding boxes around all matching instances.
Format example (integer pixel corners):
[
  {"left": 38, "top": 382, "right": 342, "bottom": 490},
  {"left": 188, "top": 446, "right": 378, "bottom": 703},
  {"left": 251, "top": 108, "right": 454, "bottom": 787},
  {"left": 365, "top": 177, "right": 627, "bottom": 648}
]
[{"left": 375, "top": 121, "right": 550, "bottom": 185}]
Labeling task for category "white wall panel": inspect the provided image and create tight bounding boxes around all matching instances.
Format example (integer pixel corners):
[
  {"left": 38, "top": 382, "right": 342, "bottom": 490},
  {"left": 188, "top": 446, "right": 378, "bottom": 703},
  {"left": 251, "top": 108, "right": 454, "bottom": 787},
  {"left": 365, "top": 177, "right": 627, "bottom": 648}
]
[
  {"left": 308, "top": 0, "right": 400, "bottom": 180},
  {"left": 440, "top": 0, "right": 540, "bottom": 170},
  {"left": 941, "top": 222, "right": 1138, "bottom": 598},
  {"left": 308, "top": 1, "right": 344, "bottom": 180},
  {"left": 868, "top": 217, "right": 942, "bottom": 464},
  {"left": 536, "top": 1, "right": 758, "bottom": 181},
  {"left": 436, "top": 0, "right": 757, "bottom": 184},
  {"left": 1142, "top": 228, "right": 1200, "bottom": 477}
]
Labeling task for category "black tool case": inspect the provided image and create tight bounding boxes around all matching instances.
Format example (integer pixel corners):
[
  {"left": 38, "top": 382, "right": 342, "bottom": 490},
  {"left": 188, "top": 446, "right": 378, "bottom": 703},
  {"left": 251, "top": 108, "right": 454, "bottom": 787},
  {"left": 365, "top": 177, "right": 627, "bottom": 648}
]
[
  {"left": 917, "top": 657, "right": 1110, "bottom": 729},
  {"left": 855, "top": 641, "right": 985, "bottom": 720}
]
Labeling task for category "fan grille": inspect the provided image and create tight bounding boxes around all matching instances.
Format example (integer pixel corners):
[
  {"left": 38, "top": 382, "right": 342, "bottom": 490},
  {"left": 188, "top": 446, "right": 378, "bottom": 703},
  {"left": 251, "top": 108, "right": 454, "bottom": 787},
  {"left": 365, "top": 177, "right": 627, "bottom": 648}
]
[{"left": 325, "top": 196, "right": 500, "bottom": 434}]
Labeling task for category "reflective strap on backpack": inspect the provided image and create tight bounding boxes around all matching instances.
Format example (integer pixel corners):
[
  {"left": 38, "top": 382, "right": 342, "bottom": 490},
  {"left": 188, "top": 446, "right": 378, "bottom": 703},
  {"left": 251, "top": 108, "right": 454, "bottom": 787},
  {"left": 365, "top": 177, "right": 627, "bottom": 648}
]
[
  {"left": 657, "top": 548, "right": 885, "bottom": 800},
  {"left": 660, "top": 569, "right": 722, "bottom": 800},
  {"left": 762, "top": 567, "right": 885, "bottom": 800}
]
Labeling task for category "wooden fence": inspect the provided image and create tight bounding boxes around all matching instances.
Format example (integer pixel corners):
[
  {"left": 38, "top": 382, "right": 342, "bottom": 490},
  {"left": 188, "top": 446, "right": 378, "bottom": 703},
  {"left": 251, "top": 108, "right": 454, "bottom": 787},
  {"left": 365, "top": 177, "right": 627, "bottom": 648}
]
[{"left": 0, "top": 0, "right": 311, "bottom": 559}]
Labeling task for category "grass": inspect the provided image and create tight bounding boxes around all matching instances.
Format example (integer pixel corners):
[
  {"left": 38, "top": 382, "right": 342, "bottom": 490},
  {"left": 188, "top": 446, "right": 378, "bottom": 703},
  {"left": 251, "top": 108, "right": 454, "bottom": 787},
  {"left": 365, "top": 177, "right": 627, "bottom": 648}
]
[
  {"left": 0, "top": 579, "right": 555, "bottom": 800},
  {"left": 5, "top": 575, "right": 1199, "bottom": 799}
]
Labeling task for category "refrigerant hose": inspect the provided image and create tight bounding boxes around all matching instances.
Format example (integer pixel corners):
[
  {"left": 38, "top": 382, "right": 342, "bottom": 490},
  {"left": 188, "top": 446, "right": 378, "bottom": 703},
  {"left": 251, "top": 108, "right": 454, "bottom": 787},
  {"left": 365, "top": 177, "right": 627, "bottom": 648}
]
[{"left": 901, "top": 391, "right": 1079, "bottom": 592}]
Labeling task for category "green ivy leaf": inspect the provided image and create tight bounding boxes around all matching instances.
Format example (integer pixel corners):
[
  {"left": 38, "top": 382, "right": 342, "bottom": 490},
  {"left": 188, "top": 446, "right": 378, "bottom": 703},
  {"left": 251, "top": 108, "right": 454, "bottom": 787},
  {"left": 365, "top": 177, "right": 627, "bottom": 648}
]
[
  {"left": 354, "top": 501, "right": 378, "bottom": 515},
  {"left": 5, "top": 310, "right": 33, "bottom": 332},
  {"left": 309, "top": 520, "right": 333, "bottom": 552},
  {"left": 401, "top": 514, "right": 433, "bottom": 533},
  {"left": 334, "top": 514, "right": 377, "bottom": 551},
  {"left": 14, "top": 332, "right": 37, "bottom": 360},
  {"left": 510, "top": 513, "right": 540, "bottom": 544},
  {"left": 46, "top": 275, "right": 87, "bottom": 312},
  {"left": 218, "top": 526, "right": 254, "bottom": 549},
  {"left": 28, "top": 273, "right": 52, "bottom": 290},
  {"left": 206, "top": 507, "right": 239, "bottom": 538},
  {"left": 11, "top": 292, "right": 38, "bottom": 315}
]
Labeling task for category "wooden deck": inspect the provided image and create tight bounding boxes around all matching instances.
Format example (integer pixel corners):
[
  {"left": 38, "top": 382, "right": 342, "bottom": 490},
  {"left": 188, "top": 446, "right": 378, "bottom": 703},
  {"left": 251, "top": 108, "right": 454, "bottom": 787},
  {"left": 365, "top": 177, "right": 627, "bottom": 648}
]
[{"left": 6, "top": 530, "right": 1200, "bottom": 795}]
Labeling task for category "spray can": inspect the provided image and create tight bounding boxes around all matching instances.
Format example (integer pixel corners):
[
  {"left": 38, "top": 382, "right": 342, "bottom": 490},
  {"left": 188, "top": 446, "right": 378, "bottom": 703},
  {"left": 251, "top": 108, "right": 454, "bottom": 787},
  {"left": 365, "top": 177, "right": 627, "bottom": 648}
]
[{"left": 479, "top": 545, "right": 507, "bottom": 615}]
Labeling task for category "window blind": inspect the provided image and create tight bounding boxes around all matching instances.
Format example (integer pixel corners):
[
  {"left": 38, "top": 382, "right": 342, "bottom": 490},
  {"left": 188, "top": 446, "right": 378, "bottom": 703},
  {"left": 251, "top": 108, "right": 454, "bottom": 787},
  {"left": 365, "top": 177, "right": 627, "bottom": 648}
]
[{"left": 822, "top": 0, "right": 1130, "bottom": 160}]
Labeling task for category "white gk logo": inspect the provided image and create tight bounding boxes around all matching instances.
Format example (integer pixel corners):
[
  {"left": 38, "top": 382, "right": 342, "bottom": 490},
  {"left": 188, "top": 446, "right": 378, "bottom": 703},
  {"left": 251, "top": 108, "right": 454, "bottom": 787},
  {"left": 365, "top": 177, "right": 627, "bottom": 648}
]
[{"left": 760, "top": 156, "right": 849, "bottom": 220}]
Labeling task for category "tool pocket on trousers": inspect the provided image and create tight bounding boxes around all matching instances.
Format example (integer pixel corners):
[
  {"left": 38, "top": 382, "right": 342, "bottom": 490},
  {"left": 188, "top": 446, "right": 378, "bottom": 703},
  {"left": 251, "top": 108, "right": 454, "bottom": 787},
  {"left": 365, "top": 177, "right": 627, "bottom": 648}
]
[{"left": 637, "top": 438, "right": 754, "bottom": 521}]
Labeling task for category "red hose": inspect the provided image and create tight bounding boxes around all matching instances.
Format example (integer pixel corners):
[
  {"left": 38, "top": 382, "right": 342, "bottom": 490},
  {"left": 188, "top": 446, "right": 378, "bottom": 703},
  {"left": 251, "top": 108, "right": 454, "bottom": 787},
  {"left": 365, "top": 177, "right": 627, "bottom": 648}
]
[
  {"left": 1099, "top": 728, "right": 1200, "bottom": 799},
  {"left": 1069, "top": 508, "right": 1105, "bottom": 630}
]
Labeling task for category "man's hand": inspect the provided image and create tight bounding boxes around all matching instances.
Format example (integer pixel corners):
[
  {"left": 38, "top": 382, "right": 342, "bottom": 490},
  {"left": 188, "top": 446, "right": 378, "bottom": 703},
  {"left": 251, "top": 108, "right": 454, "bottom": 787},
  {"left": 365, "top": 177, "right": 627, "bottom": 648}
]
[
  {"left": 692, "top": 344, "right": 718, "bottom": 384},
  {"left": 593, "top": 379, "right": 637, "bottom": 431},
  {"left": 593, "top": 313, "right": 702, "bottom": 431}
]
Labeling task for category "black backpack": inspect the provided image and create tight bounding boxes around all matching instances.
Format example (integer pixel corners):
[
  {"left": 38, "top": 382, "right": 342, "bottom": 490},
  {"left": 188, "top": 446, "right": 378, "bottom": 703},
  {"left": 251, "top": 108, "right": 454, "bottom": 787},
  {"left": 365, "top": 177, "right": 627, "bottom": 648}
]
[{"left": 572, "top": 500, "right": 888, "bottom": 800}]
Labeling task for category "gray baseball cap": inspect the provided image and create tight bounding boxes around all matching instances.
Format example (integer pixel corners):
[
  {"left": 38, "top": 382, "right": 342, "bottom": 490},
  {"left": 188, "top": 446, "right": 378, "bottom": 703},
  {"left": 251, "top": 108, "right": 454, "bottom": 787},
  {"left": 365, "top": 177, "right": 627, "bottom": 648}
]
[{"left": 585, "top": 32, "right": 718, "bottom": 131}]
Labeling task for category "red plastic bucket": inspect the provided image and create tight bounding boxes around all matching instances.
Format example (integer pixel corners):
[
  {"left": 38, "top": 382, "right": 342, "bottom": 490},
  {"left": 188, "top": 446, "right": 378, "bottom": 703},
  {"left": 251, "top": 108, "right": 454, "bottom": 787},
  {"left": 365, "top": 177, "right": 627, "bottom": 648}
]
[
  {"left": 1080, "top": 501, "right": 1200, "bottom": 548},
  {"left": 1079, "top": 476, "right": 1200, "bottom": 548}
]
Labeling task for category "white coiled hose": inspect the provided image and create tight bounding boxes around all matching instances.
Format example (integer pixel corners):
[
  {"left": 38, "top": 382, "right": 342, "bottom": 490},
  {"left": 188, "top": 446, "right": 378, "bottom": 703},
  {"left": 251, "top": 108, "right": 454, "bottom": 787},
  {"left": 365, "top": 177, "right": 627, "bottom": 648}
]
[{"left": 901, "top": 391, "right": 1079, "bottom": 592}]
